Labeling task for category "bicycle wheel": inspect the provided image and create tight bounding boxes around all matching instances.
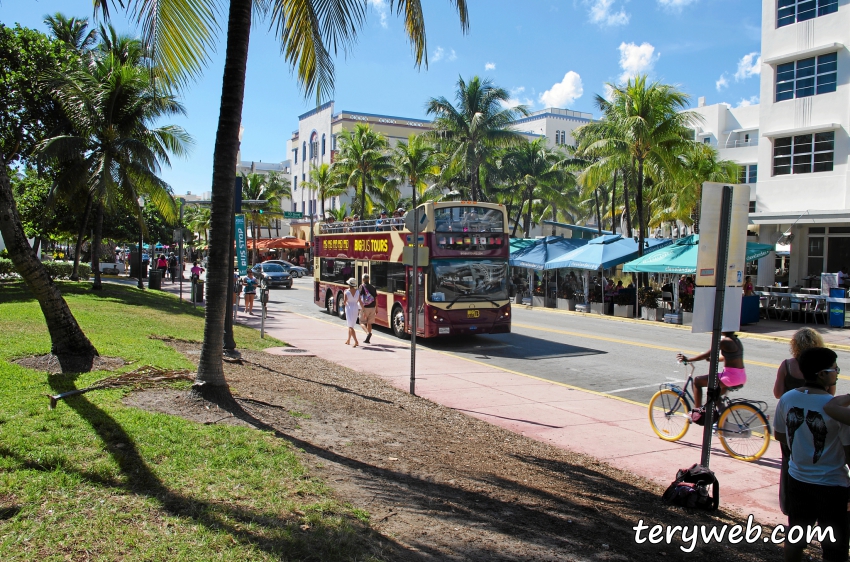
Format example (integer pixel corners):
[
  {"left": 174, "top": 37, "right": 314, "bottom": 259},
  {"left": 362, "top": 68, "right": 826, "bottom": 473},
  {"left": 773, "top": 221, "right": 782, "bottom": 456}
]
[
  {"left": 648, "top": 389, "right": 690, "bottom": 441},
  {"left": 717, "top": 403, "right": 771, "bottom": 462}
]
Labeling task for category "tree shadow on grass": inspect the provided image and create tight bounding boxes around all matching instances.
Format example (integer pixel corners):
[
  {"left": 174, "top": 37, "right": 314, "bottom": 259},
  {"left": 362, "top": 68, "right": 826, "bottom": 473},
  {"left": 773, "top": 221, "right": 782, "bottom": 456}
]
[{"left": 30, "top": 374, "right": 394, "bottom": 561}]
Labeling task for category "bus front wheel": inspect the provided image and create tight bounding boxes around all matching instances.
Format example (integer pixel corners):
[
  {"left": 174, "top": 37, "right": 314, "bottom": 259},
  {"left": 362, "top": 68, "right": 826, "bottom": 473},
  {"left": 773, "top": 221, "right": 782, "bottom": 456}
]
[{"left": 392, "top": 306, "right": 409, "bottom": 339}]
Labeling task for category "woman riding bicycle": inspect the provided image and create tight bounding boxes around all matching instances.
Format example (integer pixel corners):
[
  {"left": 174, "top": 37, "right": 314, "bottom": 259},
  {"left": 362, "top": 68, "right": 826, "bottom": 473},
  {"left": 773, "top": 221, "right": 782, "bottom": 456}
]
[{"left": 676, "top": 332, "right": 746, "bottom": 409}]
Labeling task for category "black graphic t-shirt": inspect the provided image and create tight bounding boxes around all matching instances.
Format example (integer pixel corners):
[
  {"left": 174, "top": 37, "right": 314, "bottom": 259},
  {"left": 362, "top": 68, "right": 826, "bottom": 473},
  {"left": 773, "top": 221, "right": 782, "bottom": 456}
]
[
  {"left": 775, "top": 389, "right": 850, "bottom": 487},
  {"left": 361, "top": 283, "right": 377, "bottom": 308}
]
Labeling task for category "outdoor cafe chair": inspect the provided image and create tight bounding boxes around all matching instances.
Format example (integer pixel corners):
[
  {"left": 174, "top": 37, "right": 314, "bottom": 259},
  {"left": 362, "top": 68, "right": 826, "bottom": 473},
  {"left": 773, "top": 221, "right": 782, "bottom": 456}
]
[
  {"left": 776, "top": 296, "right": 793, "bottom": 322},
  {"left": 806, "top": 298, "right": 828, "bottom": 325},
  {"left": 661, "top": 291, "right": 674, "bottom": 310}
]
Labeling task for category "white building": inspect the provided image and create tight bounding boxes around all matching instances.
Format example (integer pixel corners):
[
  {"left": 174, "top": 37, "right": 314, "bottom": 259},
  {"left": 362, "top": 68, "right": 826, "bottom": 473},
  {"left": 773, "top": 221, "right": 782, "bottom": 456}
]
[
  {"left": 508, "top": 107, "right": 594, "bottom": 149},
  {"left": 691, "top": 0, "right": 847, "bottom": 287}
]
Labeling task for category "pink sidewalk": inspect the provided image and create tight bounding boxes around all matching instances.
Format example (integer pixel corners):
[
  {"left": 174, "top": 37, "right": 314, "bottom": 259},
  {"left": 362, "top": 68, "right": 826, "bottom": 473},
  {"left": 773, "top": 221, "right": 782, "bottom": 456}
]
[{"left": 239, "top": 308, "right": 784, "bottom": 527}]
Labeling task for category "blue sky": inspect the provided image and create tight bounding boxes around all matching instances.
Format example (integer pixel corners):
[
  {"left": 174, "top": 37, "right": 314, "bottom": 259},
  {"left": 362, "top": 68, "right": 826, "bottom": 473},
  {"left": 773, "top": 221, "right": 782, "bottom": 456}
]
[{"left": 5, "top": 0, "right": 762, "bottom": 195}]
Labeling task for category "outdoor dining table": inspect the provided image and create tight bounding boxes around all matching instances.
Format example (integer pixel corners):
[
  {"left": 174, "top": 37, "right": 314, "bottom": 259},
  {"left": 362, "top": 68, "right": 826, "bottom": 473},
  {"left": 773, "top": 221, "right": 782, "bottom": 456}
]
[{"left": 798, "top": 287, "right": 821, "bottom": 294}]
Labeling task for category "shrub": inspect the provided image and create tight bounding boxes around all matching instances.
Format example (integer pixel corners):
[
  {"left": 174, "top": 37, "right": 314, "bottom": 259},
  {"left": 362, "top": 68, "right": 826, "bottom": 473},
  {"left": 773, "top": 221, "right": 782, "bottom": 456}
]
[
  {"left": 639, "top": 288, "right": 661, "bottom": 309},
  {"left": 0, "top": 257, "right": 13, "bottom": 276},
  {"left": 680, "top": 293, "right": 694, "bottom": 312},
  {"left": 614, "top": 290, "right": 634, "bottom": 306},
  {"left": 0, "top": 258, "right": 89, "bottom": 280},
  {"left": 588, "top": 285, "right": 603, "bottom": 303}
]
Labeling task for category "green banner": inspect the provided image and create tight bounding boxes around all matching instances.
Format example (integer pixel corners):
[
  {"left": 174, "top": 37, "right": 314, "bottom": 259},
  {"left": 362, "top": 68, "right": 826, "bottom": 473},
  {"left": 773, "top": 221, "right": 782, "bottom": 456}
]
[
  {"left": 235, "top": 214, "right": 248, "bottom": 275},
  {"left": 283, "top": 211, "right": 304, "bottom": 219}
]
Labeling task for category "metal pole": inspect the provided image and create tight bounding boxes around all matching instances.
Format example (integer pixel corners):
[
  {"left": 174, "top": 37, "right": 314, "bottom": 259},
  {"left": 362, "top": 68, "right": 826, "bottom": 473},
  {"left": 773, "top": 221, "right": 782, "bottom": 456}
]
[
  {"left": 260, "top": 287, "right": 266, "bottom": 338},
  {"left": 410, "top": 193, "right": 419, "bottom": 396},
  {"left": 137, "top": 228, "right": 144, "bottom": 290},
  {"left": 700, "top": 185, "right": 734, "bottom": 468}
]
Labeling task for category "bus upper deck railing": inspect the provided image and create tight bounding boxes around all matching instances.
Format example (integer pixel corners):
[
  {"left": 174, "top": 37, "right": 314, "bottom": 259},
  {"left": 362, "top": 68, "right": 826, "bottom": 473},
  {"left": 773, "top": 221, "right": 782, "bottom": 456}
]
[{"left": 319, "top": 218, "right": 406, "bottom": 234}]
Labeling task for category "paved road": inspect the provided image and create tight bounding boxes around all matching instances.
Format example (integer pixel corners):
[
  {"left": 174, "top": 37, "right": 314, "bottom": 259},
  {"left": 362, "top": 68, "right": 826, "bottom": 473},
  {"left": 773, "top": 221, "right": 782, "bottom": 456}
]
[{"left": 264, "top": 276, "right": 850, "bottom": 415}]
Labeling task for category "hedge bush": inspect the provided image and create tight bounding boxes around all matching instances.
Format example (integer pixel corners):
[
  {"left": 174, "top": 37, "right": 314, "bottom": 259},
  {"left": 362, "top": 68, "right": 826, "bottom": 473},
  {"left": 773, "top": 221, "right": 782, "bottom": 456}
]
[{"left": 0, "top": 259, "right": 90, "bottom": 280}]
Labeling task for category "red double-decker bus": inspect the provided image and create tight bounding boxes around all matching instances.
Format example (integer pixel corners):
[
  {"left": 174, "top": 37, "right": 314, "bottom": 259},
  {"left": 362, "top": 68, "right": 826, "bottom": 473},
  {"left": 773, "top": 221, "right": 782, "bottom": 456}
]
[{"left": 313, "top": 201, "right": 511, "bottom": 338}]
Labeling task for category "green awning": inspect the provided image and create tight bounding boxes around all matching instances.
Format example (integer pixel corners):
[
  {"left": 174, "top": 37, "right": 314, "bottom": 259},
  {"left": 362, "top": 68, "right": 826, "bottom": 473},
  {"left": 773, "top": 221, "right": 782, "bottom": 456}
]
[{"left": 623, "top": 235, "right": 775, "bottom": 274}]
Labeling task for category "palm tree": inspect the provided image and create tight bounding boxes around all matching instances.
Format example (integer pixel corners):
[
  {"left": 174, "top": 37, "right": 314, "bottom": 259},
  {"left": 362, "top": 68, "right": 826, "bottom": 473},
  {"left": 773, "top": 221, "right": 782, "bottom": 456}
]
[
  {"left": 265, "top": 170, "right": 291, "bottom": 236},
  {"left": 328, "top": 203, "right": 348, "bottom": 221},
  {"left": 41, "top": 36, "right": 189, "bottom": 291},
  {"left": 97, "top": 0, "right": 470, "bottom": 403},
  {"left": 185, "top": 204, "right": 211, "bottom": 243},
  {"left": 43, "top": 13, "right": 97, "bottom": 53},
  {"left": 241, "top": 172, "right": 289, "bottom": 263},
  {"left": 300, "top": 163, "right": 346, "bottom": 219},
  {"left": 578, "top": 76, "right": 697, "bottom": 256},
  {"left": 334, "top": 123, "right": 392, "bottom": 218},
  {"left": 389, "top": 134, "right": 439, "bottom": 211},
  {"left": 426, "top": 76, "right": 529, "bottom": 202},
  {"left": 501, "top": 138, "right": 562, "bottom": 237}
]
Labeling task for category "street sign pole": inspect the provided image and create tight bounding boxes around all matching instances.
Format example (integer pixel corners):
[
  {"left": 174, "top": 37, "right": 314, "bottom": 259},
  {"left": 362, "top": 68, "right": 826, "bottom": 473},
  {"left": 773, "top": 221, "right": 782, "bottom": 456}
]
[
  {"left": 410, "top": 193, "right": 419, "bottom": 396},
  {"left": 700, "top": 185, "right": 733, "bottom": 469},
  {"left": 178, "top": 199, "right": 184, "bottom": 303}
]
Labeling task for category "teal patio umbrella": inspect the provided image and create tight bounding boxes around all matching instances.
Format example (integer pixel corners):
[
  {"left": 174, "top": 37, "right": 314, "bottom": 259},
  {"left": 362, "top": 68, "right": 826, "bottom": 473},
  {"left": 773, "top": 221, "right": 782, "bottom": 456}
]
[{"left": 622, "top": 235, "right": 774, "bottom": 274}]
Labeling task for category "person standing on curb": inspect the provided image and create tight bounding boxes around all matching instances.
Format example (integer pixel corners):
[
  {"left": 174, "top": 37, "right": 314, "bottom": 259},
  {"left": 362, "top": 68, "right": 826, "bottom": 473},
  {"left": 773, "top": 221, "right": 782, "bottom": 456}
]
[
  {"left": 343, "top": 278, "right": 360, "bottom": 347},
  {"left": 359, "top": 274, "right": 377, "bottom": 344},
  {"left": 243, "top": 270, "right": 259, "bottom": 315},
  {"left": 776, "top": 347, "right": 849, "bottom": 562},
  {"left": 168, "top": 253, "right": 179, "bottom": 283}
]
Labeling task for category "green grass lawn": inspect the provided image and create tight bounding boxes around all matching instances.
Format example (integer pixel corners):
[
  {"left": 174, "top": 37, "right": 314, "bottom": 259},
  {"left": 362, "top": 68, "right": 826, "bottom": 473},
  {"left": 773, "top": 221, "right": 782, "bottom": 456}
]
[{"left": 0, "top": 282, "right": 376, "bottom": 561}]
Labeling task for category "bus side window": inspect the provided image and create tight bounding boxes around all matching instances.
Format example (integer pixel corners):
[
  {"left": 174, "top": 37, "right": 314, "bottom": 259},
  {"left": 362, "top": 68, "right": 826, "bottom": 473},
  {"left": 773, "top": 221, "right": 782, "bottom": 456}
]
[
  {"left": 387, "top": 263, "right": 406, "bottom": 293},
  {"left": 371, "top": 262, "right": 389, "bottom": 292}
]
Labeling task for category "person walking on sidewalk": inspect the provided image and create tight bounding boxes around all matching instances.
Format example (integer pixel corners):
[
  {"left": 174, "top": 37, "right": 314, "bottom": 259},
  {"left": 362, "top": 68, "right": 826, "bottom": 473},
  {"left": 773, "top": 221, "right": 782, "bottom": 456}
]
[
  {"left": 774, "top": 327, "right": 832, "bottom": 516},
  {"left": 776, "top": 347, "right": 849, "bottom": 562},
  {"left": 676, "top": 331, "right": 746, "bottom": 409},
  {"left": 243, "top": 270, "right": 259, "bottom": 315},
  {"left": 359, "top": 274, "right": 377, "bottom": 344},
  {"left": 344, "top": 278, "right": 360, "bottom": 347},
  {"left": 168, "top": 253, "right": 178, "bottom": 283}
]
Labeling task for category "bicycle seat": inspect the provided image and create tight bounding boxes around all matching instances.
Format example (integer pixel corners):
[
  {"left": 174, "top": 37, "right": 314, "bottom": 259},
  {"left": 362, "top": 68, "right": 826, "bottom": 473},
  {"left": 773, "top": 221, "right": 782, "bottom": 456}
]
[{"left": 726, "top": 385, "right": 744, "bottom": 392}]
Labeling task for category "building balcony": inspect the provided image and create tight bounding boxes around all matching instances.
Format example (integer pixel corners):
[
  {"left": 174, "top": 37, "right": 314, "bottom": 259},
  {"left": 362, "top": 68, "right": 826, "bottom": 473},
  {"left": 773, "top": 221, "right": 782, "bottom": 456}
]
[{"left": 726, "top": 138, "right": 759, "bottom": 149}]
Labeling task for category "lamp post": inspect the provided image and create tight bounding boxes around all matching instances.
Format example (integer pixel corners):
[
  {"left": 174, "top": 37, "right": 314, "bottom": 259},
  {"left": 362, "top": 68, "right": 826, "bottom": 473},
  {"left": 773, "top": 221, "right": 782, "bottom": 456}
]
[{"left": 137, "top": 197, "right": 145, "bottom": 290}]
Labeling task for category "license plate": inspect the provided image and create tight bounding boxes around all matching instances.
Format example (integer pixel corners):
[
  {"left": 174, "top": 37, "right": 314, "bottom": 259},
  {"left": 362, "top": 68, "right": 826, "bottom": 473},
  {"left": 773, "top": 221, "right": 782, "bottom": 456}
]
[
  {"left": 467, "top": 309, "right": 480, "bottom": 318},
  {"left": 439, "top": 327, "right": 450, "bottom": 334}
]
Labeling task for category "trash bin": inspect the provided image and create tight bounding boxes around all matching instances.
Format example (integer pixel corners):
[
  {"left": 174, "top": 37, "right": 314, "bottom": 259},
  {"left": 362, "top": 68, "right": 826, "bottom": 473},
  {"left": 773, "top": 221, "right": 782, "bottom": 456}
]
[
  {"left": 191, "top": 279, "right": 204, "bottom": 303},
  {"left": 148, "top": 269, "right": 162, "bottom": 290},
  {"left": 829, "top": 287, "right": 846, "bottom": 328}
]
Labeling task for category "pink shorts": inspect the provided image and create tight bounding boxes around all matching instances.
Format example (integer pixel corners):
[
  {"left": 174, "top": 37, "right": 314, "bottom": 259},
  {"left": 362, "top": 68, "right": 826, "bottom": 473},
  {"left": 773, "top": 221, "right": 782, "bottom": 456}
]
[{"left": 719, "top": 367, "right": 747, "bottom": 388}]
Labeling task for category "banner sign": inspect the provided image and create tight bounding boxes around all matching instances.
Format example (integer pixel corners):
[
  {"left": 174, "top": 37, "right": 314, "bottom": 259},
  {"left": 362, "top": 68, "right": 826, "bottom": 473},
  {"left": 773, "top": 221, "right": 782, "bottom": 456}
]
[{"left": 235, "top": 214, "right": 248, "bottom": 274}]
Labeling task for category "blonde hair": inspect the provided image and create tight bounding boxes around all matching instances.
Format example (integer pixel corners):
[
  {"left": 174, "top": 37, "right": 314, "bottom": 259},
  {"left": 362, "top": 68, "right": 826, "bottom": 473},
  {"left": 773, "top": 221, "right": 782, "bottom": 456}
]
[{"left": 790, "top": 327, "right": 824, "bottom": 359}]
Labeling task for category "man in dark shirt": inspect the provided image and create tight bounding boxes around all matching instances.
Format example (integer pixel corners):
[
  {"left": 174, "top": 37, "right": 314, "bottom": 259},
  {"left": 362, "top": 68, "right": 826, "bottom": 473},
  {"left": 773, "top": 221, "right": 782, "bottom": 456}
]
[{"left": 359, "top": 274, "right": 378, "bottom": 344}]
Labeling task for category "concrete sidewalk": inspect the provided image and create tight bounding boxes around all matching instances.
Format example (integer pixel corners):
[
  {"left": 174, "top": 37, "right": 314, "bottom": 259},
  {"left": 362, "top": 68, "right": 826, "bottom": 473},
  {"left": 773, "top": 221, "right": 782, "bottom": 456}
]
[
  {"left": 125, "top": 277, "right": 784, "bottom": 525},
  {"left": 234, "top": 306, "right": 784, "bottom": 527}
]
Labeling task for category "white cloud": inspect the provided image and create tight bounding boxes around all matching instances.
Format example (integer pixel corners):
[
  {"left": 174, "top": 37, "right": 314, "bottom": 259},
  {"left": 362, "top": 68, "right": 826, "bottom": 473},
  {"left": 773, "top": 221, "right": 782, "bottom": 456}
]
[
  {"left": 587, "top": 0, "right": 629, "bottom": 27},
  {"left": 432, "top": 46, "right": 456, "bottom": 63},
  {"left": 736, "top": 95, "right": 759, "bottom": 108},
  {"left": 657, "top": 0, "right": 699, "bottom": 9},
  {"left": 502, "top": 86, "right": 534, "bottom": 109},
  {"left": 602, "top": 83, "right": 615, "bottom": 101},
  {"left": 368, "top": 0, "right": 388, "bottom": 28},
  {"left": 734, "top": 52, "right": 761, "bottom": 81},
  {"left": 539, "top": 71, "right": 584, "bottom": 108},
  {"left": 618, "top": 42, "right": 658, "bottom": 83},
  {"left": 485, "top": 62, "right": 496, "bottom": 71},
  {"left": 716, "top": 74, "right": 729, "bottom": 91}
]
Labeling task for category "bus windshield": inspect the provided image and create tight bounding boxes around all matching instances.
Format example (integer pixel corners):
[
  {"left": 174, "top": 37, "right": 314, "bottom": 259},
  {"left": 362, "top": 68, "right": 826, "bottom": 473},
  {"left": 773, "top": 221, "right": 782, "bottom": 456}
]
[
  {"left": 430, "top": 259, "right": 508, "bottom": 302},
  {"left": 433, "top": 206, "right": 504, "bottom": 233}
]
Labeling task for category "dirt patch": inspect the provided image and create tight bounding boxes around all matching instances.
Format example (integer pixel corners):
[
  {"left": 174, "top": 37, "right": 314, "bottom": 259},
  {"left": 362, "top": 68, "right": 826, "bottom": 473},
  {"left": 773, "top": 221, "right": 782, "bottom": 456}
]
[
  {"left": 13, "top": 354, "right": 127, "bottom": 375},
  {"left": 126, "top": 341, "right": 784, "bottom": 562}
]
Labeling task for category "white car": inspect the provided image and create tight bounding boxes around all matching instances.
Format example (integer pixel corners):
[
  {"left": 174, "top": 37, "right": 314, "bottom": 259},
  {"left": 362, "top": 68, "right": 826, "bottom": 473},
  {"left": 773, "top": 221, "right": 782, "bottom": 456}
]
[{"left": 99, "top": 262, "right": 126, "bottom": 275}]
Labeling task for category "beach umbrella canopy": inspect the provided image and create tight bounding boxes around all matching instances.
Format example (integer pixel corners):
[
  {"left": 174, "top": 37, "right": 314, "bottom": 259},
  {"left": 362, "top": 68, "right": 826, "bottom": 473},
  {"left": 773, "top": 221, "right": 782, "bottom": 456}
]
[
  {"left": 544, "top": 234, "right": 672, "bottom": 271},
  {"left": 509, "top": 238, "right": 537, "bottom": 253},
  {"left": 622, "top": 234, "right": 775, "bottom": 273},
  {"left": 509, "top": 236, "right": 588, "bottom": 271}
]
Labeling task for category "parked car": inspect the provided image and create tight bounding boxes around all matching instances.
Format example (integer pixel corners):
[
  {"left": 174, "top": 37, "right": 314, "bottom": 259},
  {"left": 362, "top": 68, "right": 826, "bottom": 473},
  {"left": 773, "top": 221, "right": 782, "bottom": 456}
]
[
  {"left": 264, "top": 259, "right": 308, "bottom": 278},
  {"left": 99, "top": 262, "right": 126, "bottom": 275},
  {"left": 251, "top": 263, "right": 292, "bottom": 289}
]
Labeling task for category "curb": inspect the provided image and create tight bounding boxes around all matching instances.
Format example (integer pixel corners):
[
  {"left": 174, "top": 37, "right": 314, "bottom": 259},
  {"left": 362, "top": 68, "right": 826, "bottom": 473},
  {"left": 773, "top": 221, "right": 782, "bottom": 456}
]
[{"left": 515, "top": 303, "right": 850, "bottom": 353}]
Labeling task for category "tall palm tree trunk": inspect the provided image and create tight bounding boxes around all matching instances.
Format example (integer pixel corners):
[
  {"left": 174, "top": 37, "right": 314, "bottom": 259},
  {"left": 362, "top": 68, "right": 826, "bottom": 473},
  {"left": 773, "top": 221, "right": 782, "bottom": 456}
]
[
  {"left": 71, "top": 194, "right": 93, "bottom": 281},
  {"left": 636, "top": 159, "right": 646, "bottom": 256},
  {"left": 193, "top": 0, "right": 251, "bottom": 404},
  {"left": 523, "top": 187, "right": 534, "bottom": 238},
  {"left": 622, "top": 167, "right": 633, "bottom": 236},
  {"left": 594, "top": 188, "right": 602, "bottom": 235},
  {"left": 0, "top": 166, "right": 98, "bottom": 364},
  {"left": 511, "top": 201, "right": 522, "bottom": 237},
  {"left": 470, "top": 162, "right": 480, "bottom": 202},
  {"left": 91, "top": 202, "right": 104, "bottom": 290},
  {"left": 610, "top": 170, "right": 618, "bottom": 234},
  {"left": 550, "top": 203, "right": 558, "bottom": 236}
]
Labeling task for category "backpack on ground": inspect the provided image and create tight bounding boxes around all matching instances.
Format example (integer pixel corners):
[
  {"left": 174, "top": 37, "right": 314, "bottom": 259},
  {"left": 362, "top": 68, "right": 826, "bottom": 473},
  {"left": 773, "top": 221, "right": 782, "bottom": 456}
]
[{"left": 662, "top": 463, "right": 719, "bottom": 511}]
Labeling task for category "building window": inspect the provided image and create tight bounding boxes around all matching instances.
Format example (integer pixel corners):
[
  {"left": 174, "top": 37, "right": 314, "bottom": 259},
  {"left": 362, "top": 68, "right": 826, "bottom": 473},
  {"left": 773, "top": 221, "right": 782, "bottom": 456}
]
[
  {"left": 778, "top": 0, "right": 838, "bottom": 27},
  {"left": 332, "top": 135, "right": 337, "bottom": 150},
  {"left": 555, "top": 130, "right": 560, "bottom": 144},
  {"left": 776, "top": 52, "right": 837, "bottom": 101},
  {"left": 322, "top": 134, "right": 326, "bottom": 155},
  {"left": 302, "top": 142, "right": 306, "bottom": 162},
  {"left": 292, "top": 203, "right": 297, "bottom": 212},
  {"left": 748, "top": 201, "right": 756, "bottom": 213},
  {"left": 749, "top": 164, "right": 758, "bottom": 184},
  {"left": 703, "top": 137, "right": 711, "bottom": 144},
  {"left": 773, "top": 131, "right": 834, "bottom": 176},
  {"left": 739, "top": 164, "right": 758, "bottom": 184},
  {"left": 808, "top": 236, "right": 824, "bottom": 276},
  {"left": 293, "top": 177, "right": 297, "bottom": 191},
  {"left": 560, "top": 131, "right": 566, "bottom": 144},
  {"left": 301, "top": 201, "right": 305, "bottom": 214},
  {"left": 294, "top": 148, "right": 298, "bottom": 164}
]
